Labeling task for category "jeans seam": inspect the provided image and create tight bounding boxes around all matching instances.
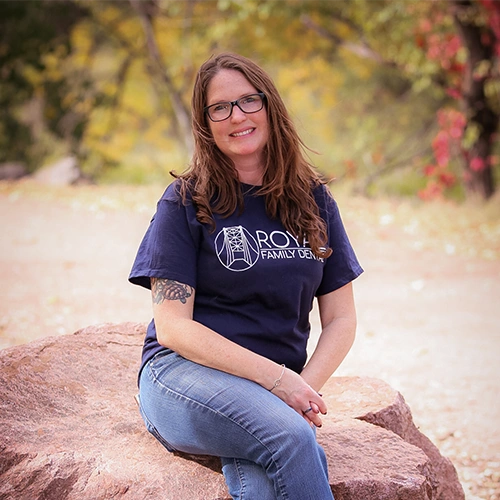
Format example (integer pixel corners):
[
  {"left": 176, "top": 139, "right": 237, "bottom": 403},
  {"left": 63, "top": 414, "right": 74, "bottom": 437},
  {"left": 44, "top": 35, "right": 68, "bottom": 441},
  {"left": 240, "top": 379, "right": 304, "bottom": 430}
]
[
  {"left": 148, "top": 362, "right": 289, "bottom": 498},
  {"left": 234, "top": 459, "right": 246, "bottom": 499}
]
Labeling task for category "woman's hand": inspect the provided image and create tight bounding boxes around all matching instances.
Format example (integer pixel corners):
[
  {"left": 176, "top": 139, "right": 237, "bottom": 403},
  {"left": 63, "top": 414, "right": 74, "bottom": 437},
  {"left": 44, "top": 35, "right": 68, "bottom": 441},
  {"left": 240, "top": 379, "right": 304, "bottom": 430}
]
[{"left": 271, "top": 367, "right": 327, "bottom": 428}]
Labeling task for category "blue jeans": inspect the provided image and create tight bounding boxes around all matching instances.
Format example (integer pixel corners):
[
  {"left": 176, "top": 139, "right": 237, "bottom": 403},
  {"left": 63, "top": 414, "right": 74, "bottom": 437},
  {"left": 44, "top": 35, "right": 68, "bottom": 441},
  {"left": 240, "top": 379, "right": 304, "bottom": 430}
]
[{"left": 138, "top": 349, "right": 334, "bottom": 500}]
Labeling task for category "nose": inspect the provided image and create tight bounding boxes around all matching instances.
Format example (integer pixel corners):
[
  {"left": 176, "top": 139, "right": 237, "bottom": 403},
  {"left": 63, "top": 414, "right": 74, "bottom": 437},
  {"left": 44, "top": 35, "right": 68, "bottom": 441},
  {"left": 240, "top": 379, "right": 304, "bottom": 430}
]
[{"left": 230, "top": 104, "right": 246, "bottom": 122}]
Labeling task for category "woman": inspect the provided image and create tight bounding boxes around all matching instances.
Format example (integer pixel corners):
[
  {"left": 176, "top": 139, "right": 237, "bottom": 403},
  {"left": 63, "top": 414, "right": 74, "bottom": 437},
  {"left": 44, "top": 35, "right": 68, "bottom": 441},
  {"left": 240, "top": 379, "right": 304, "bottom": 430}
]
[{"left": 129, "top": 52, "right": 363, "bottom": 500}]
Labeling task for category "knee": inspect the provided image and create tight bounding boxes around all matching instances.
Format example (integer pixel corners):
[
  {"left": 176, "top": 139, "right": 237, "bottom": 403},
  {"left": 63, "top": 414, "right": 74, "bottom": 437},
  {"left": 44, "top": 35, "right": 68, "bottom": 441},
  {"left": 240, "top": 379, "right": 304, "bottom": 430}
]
[{"left": 275, "top": 415, "right": 318, "bottom": 453}]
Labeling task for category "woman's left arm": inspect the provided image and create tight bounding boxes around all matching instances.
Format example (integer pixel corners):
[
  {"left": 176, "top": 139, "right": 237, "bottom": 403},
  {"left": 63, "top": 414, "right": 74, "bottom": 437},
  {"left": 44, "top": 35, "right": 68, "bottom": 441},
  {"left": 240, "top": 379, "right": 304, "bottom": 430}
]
[{"left": 300, "top": 282, "right": 357, "bottom": 392}]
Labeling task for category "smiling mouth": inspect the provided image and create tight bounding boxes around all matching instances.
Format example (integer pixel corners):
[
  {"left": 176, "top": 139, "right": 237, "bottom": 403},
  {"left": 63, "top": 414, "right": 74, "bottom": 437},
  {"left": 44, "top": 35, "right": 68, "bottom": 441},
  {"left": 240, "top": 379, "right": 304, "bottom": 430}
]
[{"left": 230, "top": 128, "right": 255, "bottom": 138}]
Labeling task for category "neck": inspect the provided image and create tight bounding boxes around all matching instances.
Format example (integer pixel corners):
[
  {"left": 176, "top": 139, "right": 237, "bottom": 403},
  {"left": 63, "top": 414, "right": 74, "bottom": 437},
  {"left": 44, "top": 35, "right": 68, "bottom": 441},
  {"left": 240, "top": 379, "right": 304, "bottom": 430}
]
[{"left": 234, "top": 159, "right": 264, "bottom": 186}]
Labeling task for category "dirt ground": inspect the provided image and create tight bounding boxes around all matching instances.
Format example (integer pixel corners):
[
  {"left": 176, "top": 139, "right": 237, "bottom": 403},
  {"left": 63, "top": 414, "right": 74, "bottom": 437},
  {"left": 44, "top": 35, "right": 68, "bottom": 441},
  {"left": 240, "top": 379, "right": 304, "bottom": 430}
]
[{"left": 1, "top": 180, "right": 499, "bottom": 499}]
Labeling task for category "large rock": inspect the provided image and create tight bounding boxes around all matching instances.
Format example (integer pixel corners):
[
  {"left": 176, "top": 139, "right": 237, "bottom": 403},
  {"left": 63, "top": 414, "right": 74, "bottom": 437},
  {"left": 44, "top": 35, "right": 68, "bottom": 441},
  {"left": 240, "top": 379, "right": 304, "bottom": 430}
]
[
  {"left": 318, "top": 379, "right": 464, "bottom": 500},
  {"left": 32, "top": 157, "right": 85, "bottom": 186},
  {"left": 0, "top": 162, "right": 27, "bottom": 181},
  {"left": 0, "top": 323, "right": 464, "bottom": 500}
]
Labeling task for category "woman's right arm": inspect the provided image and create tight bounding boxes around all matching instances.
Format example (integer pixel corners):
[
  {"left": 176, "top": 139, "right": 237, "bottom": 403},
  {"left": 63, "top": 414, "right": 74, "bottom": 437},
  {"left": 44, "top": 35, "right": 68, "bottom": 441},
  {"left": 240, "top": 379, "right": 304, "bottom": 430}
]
[{"left": 151, "top": 277, "right": 327, "bottom": 426}]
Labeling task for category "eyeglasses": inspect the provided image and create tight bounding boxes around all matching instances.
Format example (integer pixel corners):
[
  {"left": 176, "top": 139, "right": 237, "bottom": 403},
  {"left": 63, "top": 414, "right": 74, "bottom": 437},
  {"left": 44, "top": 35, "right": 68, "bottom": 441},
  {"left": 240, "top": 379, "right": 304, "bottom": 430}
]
[{"left": 204, "top": 93, "right": 266, "bottom": 122}]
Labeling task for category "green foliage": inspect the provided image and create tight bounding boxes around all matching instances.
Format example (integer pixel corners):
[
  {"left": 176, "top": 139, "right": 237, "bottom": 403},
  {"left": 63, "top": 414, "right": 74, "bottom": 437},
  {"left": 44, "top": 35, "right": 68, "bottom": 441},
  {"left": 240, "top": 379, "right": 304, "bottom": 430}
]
[
  {"left": 1, "top": 0, "right": 497, "bottom": 200},
  {"left": 0, "top": 0, "right": 89, "bottom": 169},
  {"left": 369, "top": 166, "right": 429, "bottom": 199}
]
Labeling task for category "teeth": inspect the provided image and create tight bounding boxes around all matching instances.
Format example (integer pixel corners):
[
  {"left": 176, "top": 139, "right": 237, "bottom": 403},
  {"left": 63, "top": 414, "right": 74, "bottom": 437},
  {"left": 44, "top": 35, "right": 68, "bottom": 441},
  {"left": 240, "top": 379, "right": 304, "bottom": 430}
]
[{"left": 231, "top": 128, "right": 254, "bottom": 137}]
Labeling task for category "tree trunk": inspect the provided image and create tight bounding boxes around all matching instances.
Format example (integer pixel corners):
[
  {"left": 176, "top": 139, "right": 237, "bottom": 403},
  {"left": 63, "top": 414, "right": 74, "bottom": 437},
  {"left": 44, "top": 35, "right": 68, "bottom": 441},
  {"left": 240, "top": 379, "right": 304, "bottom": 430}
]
[
  {"left": 130, "top": 0, "right": 193, "bottom": 158},
  {"left": 453, "top": 0, "right": 499, "bottom": 199}
]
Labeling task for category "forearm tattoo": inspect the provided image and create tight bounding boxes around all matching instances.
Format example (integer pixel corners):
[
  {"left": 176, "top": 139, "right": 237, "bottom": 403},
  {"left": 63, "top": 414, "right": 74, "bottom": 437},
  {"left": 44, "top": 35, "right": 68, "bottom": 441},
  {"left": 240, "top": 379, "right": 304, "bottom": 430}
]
[{"left": 151, "top": 278, "right": 193, "bottom": 305}]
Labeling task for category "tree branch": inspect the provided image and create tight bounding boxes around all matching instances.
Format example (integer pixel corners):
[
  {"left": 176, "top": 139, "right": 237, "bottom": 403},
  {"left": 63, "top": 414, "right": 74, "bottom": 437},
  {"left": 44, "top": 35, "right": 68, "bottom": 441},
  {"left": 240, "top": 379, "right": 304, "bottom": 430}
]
[{"left": 300, "top": 14, "right": 396, "bottom": 68}]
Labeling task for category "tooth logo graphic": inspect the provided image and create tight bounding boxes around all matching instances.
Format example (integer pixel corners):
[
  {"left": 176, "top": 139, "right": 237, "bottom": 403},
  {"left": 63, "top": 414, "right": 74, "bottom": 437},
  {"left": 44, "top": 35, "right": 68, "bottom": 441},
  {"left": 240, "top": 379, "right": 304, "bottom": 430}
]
[{"left": 215, "top": 225, "right": 260, "bottom": 271}]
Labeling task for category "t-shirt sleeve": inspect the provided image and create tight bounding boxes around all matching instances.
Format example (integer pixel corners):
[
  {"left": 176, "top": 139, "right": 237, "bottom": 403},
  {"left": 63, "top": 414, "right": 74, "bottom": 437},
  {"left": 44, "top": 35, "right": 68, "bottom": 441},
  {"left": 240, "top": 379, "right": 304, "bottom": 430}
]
[
  {"left": 128, "top": 191, "right": 198, "bottom": 291},
  {"left": 316, "top": 187, "right": 363, "bottom": 296}
]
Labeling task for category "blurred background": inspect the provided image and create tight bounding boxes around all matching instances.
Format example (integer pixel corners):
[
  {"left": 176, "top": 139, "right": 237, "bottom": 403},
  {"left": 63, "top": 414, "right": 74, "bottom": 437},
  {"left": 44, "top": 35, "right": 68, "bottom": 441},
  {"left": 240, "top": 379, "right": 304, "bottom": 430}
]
[
  {"left": 1, "top": 1, "right": 499, "bottom": 499},
  {"left": 1, "top": 0, "right": 499, "bottom": 197}
]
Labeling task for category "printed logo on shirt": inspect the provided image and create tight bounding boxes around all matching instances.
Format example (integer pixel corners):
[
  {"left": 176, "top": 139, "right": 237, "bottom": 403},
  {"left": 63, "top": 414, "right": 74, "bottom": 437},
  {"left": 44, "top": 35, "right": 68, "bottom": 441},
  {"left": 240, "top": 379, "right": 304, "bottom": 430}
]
[
  {"left": 214, "top": 225, "right": 325, "bottom": 272},
  {"left": 215, "top": 226, "right": 260, "bottom": 271}
]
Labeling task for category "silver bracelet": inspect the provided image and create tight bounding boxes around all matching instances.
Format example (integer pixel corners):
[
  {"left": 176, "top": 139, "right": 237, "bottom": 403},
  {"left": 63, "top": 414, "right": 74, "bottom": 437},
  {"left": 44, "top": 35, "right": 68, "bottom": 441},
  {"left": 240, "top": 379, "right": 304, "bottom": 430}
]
[{"left": 270, "top": 364, "right": 286, "bottom": 392}]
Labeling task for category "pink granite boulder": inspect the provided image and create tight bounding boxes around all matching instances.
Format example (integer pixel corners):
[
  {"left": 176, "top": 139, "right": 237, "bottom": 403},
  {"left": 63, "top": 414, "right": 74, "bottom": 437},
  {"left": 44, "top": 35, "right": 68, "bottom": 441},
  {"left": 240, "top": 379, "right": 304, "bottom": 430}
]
[{"left": 0, "top": 323, "right": 464, "bottom": 499}]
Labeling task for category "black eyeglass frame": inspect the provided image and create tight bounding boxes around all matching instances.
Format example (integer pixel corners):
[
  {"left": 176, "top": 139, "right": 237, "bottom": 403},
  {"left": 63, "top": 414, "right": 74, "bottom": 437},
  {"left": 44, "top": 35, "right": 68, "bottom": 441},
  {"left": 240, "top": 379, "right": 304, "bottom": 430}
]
[{"left": 204, "top": 93, "right": 266, "bottom": 122}]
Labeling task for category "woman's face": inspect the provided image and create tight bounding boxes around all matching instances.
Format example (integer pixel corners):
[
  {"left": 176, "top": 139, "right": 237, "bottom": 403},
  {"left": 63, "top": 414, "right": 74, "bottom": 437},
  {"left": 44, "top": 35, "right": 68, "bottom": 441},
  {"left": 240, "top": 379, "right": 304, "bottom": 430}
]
[{"left": 206, "top": 69, "right": 269, "bottom": 172}]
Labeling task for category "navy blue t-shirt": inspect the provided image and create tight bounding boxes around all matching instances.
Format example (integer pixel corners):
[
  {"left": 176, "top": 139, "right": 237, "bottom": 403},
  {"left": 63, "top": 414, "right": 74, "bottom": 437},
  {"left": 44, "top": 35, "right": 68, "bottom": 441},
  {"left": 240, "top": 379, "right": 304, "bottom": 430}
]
[{"left": 129, "top": 181, "right": 363, "bottom": 379}]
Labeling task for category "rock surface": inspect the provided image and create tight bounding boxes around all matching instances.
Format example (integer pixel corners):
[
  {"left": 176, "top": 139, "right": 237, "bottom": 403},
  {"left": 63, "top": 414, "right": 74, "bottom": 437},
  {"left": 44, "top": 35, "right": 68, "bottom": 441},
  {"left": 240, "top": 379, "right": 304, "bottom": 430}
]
[{"left": 0, "top": 323, "right": 464, "bottom": 500}]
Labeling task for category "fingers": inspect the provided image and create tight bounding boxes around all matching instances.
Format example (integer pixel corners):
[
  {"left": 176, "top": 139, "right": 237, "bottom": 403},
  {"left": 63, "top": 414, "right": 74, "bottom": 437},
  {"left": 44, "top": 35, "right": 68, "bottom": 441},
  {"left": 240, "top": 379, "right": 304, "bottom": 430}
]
[
  {"left": 311, "top": 395, "right": 327, "bottom": 415},
  {"left": 302, "top": 400, "right": 326, "bottom": 428},
  {"left": 270, "top": 368, "right": 328, "bottom": 427},
  {"left": 310, "top": 402, "right": 321, "bottom": 414}
]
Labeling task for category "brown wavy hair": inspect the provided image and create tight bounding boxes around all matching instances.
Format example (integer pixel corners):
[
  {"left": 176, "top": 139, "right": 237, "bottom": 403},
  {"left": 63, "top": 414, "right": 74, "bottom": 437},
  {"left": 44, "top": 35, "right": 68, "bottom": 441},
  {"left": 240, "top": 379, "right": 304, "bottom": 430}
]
[{"left": 174, "top": 52, "right": 332, "bottom": 258}]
